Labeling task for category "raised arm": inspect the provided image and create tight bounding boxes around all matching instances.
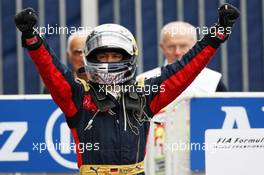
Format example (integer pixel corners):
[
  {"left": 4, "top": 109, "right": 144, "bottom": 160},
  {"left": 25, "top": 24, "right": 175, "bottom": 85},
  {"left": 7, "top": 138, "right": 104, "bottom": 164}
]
[
  {"left": 146, "top": 4, "right": 240, "bottom": 115},
  {"left": 14, "top": 8, "right": 83, "bottom": 121}
]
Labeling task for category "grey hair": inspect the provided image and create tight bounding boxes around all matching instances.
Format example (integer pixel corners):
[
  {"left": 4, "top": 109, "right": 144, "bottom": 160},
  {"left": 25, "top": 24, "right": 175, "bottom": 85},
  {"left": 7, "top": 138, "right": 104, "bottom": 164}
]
[
  {"left": 67, "top": 29, "right": 91, "bottom": 52},
  {"left": 160, "top": 21, "right": 197, "bottom": 43}
]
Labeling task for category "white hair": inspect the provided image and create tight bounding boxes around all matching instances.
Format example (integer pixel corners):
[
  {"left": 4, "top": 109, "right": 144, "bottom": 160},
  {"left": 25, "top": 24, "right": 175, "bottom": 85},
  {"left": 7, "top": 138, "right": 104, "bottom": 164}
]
[
  {"left": 160, "top": 21, "right": 197, "bottom": 43},
  {"left": 67, "top": 29, "right": 91, "bottom": 52}
]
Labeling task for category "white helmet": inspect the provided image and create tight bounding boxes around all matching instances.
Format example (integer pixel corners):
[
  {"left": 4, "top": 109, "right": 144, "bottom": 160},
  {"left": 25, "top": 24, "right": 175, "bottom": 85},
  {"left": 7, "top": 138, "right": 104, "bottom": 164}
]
[{"left": 84, "top": 24, "right": 138, "bottom": 84}]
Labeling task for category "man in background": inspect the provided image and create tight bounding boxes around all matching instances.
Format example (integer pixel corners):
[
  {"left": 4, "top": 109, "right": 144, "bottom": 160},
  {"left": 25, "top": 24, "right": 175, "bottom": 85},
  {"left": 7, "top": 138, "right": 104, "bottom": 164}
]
[
  {"left": 160, "top": 21, "right": 227, "bottom": 91},
  {"left": 141, "top": 21, "right": 228, "bottom": 175},
  {"left": 138, "top": 21, "right": 227, "bottom": 92},
  {"left": 66, "top": 30, "right": 90, "bottom": 81}
]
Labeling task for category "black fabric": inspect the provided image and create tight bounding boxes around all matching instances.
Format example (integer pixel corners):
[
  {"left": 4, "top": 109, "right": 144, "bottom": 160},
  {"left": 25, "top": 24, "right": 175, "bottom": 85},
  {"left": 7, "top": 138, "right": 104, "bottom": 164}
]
[
  {"left": 218, "top": 3, "right": 240, "bottom": 28},
  {"left": 88, "top": 83, "right": 118, "bottom": 112},
  {"left": 14, "top": 7, "right": 43, "bottom": 50},
  {"left": 42, "top": 86, "right": 49, "bottom": 94},
  {"left": 14, "top": 7, "right": 37, "bottom": 33},
  {"left": 21, "top": 34, "right": 43, "bottom": 50},
  {"left": 204, "top": 33, "right": 222, "bottom": 47},
  {"left": 216, "top": 78, "right": 228, "bottom": 92}
]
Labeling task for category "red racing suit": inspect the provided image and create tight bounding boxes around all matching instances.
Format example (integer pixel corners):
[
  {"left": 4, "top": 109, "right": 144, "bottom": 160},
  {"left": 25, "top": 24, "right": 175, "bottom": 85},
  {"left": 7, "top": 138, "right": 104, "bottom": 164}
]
[{"left": 26, "top": 33, "right": 222, "bottom": 172}]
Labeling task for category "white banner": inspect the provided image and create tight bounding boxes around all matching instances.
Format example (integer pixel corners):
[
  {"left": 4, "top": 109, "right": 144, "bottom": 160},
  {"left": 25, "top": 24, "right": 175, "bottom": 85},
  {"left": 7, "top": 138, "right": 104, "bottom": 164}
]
[{"left": 205, "top": 129, "right": 264, "bottom": 175}]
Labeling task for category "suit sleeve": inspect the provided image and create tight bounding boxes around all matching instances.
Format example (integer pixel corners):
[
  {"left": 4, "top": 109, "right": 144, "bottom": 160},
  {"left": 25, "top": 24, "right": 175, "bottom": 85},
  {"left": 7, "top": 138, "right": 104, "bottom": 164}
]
[
  {"left": 27, "top": 38, "right": 83, "bottom": 120},
  {"left": 145, "top": 35, "right": 222, "bottom": 115}
]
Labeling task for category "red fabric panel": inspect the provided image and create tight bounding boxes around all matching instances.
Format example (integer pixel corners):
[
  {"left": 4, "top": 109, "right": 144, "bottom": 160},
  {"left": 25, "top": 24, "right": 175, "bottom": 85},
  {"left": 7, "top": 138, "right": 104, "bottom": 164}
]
[
  {"left": 29, "top": 44, "right": 78, "bottom": 117},
  {"left": 71, "top": 128, "right": 83, "bottom": 168},
  {"left": 150, "top": 45, "right": 217, "bottom": 114}
]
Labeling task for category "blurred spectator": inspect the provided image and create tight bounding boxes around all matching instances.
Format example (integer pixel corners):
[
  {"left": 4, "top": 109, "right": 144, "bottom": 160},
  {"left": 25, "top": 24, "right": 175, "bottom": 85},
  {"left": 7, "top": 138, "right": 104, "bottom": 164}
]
[
  {"left": 139, "top": 21, "right": 228, "bottom": 175},
  {"left": 66, "top": 30, "right": 90, "bottom": 81},
  {"left": 138, "top": 21, "right": 227, "bottom": 92}
]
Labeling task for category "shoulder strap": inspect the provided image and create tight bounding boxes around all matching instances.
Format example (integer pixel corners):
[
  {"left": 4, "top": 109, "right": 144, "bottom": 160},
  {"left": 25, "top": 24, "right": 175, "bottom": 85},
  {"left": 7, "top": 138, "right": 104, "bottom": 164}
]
[
  {"left": 136, "top": 76, "right": 145, "bottom": 87},
  {"left": 75, "top": 78, "right": 90, "bottom": 93}
]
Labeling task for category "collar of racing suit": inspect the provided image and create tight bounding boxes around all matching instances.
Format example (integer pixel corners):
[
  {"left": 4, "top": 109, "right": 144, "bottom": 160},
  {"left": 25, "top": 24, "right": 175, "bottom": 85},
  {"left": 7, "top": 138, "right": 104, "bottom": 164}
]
[
  {"left": 88, "top": 81, "right": 145, "bottom": 116},
  {"left": 86, "top": 81, "right": 148, "bottom": 134}
]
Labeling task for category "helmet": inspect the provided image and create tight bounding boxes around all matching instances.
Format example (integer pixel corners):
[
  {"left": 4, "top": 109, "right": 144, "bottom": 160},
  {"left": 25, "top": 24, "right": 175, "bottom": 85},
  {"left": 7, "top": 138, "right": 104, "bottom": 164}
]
[{"left": 84, "top": 24, "right": 138, "bottom": 84}]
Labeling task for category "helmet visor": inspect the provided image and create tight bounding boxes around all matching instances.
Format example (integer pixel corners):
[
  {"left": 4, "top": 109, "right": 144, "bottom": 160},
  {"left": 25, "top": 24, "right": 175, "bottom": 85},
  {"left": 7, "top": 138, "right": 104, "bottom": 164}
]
[
  {"left": 84, "top": 31, "right": 135, "bottom": 58},
  {"left": 84, "top": 58, "right": 136, "bottom": 84}
]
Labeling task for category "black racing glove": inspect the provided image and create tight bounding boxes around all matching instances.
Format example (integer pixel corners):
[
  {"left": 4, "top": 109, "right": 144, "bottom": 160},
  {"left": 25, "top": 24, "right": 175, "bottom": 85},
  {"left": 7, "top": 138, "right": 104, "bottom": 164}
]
[
  {"left": 218, "top": 3, "right": 240, "bottom": 28},
  {"left": 205, "top": 3, "right": 240, "bottom": 47},
  {"left": 14, "top": 7, "right": 42, "bottom": 49}
]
